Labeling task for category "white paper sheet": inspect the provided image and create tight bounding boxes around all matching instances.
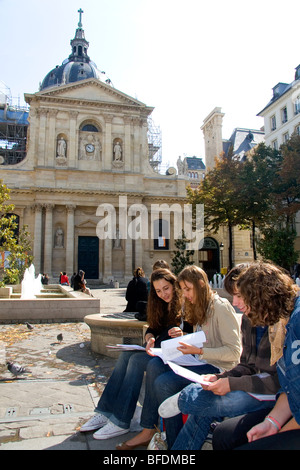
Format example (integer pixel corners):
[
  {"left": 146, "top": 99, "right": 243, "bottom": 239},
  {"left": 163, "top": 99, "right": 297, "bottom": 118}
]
[
  {"left": 149, "top": 348, "right": 205, "bottom": 366},
  {"left": 161, "top": 330, "right": 206, "bottom": 361},
  {"left": 167, "top": 361, "right": 212, "bottom": 386}
]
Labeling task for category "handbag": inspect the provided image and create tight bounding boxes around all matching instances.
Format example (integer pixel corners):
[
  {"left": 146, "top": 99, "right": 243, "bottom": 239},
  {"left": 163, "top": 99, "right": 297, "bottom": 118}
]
[{"left": 147, "top": 425, "right": 168, "bottom": 450}]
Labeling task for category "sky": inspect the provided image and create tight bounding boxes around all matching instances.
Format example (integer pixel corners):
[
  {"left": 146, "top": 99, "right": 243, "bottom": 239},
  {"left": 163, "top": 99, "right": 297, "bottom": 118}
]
[{"left": 1, "top": 0, "right": 300, "bottom": 168}]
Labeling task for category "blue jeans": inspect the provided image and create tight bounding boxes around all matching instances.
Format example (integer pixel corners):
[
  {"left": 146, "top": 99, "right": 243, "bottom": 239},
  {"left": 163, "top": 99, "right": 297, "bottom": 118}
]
[
  {"left": 96, "top": 350, "right": 153, "bottom": 429},
  {"left": 140, "top": 356, "right": 219, "bottom": 448},
  {"left": 172, "top": 383, "right": 276, "bottom": 450}
]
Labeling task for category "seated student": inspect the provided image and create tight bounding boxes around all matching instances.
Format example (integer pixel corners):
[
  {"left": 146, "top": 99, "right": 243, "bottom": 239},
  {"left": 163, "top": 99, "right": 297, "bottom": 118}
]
[
  {"left": 73, "top": 270, "right": 92, "bottom": 296},
  {"left": 117, "top": 265, "right": 241, "bottom": 450},
  {"left": 80, "top": 268, "right": 183, "bottom": 442},
  {"left": 212, "top": 262, "right": 300, "bottom": 451},
  {"left": 135, "top": 260, "right": 170, "bottom": 321},
  {"left": 159, "top": 263, "right": 281, "bottom": 450},
  {"left": 60, "top": 272, "right": 69, "bottom": 286}
]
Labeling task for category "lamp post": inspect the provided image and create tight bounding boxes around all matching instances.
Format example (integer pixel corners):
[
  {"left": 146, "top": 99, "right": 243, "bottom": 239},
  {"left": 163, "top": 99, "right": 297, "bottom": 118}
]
[{"left": 220, "top": 242, "right": 224, "bottom": 271}]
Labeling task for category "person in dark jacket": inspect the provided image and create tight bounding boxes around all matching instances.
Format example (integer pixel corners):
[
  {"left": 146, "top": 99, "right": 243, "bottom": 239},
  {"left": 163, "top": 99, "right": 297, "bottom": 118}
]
[{"left": 123, "top": 267, "right": 148, "bottom": 313}]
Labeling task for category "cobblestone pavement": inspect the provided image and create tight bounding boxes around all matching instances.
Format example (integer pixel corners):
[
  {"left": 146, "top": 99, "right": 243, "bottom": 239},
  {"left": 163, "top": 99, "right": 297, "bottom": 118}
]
[{"left": 0, "top": 287, "right": 142, "bottom": 450}]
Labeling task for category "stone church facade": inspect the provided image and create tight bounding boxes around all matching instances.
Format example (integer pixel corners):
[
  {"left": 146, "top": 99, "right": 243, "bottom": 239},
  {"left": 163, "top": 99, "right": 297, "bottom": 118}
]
[
  {"left": 1, "top": 15, "right": 187, "bottom": 283},
  {"left": 1, "top": 12, "right": 260, "bottom": 284}
]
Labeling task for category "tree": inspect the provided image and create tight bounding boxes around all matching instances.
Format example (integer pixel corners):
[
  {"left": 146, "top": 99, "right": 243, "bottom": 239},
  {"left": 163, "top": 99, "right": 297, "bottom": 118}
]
[
  {"left": 0, "top": 180, "right": 33, "bottom": 285},
  {"left": 257, "top": 227, "right": 298, "bottom": 271},
  {"left": 237, "top": 143, "right": 281, "bottom": 259},
  {"left": 187, "top": 151, "right": 243, "bottom": 269},
  {"left": 171, "top": 230, "right": 194, "bottom": 275},
  {"left": 256, "top": 135, "right": 300, "bottom": 270}
]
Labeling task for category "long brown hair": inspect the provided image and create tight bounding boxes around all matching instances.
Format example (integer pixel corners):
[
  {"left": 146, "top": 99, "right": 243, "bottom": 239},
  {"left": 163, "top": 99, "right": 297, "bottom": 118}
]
[
  {"left": 236, "top": 261, "right": 299, "bottom": 326},
  {"left": 147, "top": 268, "right": 181, "bottom": 330},
  {"left": 177, "top": 265, "right": 213, "bottom": 325}
]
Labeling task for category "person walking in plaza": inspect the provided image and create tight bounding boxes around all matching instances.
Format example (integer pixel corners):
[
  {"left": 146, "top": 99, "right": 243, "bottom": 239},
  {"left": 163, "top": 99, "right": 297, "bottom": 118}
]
[
  {"left": 80, "top": 268, "right": 183, "bottom": 442},
  {"left": 212, "top": 262, "right": 300, "bottom": 450},
  {"left": 118, "top": 265, "right": 241, "bottom": 450},
  {"left": 159, "top": 262, "right": 282, "bottom": 450}
]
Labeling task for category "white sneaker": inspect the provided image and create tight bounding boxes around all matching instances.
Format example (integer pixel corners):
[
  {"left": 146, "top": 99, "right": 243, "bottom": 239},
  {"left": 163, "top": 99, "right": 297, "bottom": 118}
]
[
  {"left": 158, "top": 392, "right": 181, "bottom": 418},
  {"left": 93, "top": 420, "right": 129, "bottom": 440},
  {"left": 80, "top": 413, "right": 108, "bottom": 432}
]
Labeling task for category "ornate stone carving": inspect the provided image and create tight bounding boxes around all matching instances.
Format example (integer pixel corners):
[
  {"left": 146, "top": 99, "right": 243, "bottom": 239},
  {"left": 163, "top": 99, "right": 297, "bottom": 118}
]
[{"left": 79, "top": 132, "right": 102, "bottom": 160}]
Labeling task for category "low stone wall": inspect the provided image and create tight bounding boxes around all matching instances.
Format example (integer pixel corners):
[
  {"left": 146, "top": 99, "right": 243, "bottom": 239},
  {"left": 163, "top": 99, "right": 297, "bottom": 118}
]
[
  {"left": 84, "top": 313, "right": 147, "bottom": 358},
  {"left": 0, "top": 285, "right": 100, "bottom": 323}
]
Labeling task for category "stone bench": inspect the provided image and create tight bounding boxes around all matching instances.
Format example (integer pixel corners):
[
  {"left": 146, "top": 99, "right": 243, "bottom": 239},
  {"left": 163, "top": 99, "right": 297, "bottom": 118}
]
[{"left": 84, "top": 312, "right": 148, "bottom": 358}]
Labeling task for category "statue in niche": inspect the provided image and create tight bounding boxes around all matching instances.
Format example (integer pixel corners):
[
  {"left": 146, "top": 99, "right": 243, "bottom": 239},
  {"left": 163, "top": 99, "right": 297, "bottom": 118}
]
[
  {"left": 112, "top": 140, "right": 124, "bottom": 168},
  {"left": 56, "top": 136, "right": 68, "bottom": 165},
  {"left": 54, "top": 227, "right": 64, "bottom": 248},
  {"left": 57, "top": 137, "right": 66, "bottom": 158},
  {"left": 113, "top": 141, "right": 122, "bottom": 161},
  {"left": 113, "top": 228, "right": 121, "bottom": 249}
]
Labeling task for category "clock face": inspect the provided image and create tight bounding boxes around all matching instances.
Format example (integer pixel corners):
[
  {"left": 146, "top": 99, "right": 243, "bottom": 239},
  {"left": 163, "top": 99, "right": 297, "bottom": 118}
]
[{"left": 86, "top": 144, "right": 95, "bottom": 153}]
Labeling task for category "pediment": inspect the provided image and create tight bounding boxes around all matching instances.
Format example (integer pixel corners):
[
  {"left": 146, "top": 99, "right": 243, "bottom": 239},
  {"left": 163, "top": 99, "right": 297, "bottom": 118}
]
[
  {"left": 35, "top": 78, "right": 147, "bottom": 108},
  {"left": 76, "top": 219, "right": 98, "bottom": 229}
]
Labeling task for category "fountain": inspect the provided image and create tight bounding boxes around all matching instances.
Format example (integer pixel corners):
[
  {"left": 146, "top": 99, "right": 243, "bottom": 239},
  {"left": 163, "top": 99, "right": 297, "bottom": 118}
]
[
  {"left": 0, "top": 264, "right": 100, "bottom": 323},
  {"left": 21, "top": 265, "right": 43, "bottom": 299}
]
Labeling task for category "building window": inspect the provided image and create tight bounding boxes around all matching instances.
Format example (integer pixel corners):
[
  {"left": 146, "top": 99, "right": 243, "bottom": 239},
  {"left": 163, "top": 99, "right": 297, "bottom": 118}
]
[
  {"left": 271, "top": 139, "right": 278, "bottom": 150},
  {"left": 153, "top": 219, "right": 169, "bottom": 250},
  {"left": 295, "top": 124, "right": 300, "bottom": 136},
  {"left": 270, "top": 115, "right": 276, "bottom": 131},
  {"left": 281, "top": 107, "right": 288, "bottom": 123},
  {"left": 295, "top": 96, "right": 300, "bottom": 115},
  {"left": 283, "top": 132, "right": 289, "bottom": 143}
]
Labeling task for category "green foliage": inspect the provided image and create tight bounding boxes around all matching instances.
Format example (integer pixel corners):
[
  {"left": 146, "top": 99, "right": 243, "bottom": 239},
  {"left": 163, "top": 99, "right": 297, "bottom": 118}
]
[
  {"left": 186, "top": 135, "right": 300, "bottom": 272},
  {"left": 257, "top": 227, "right": 299, "bottom": 271},
  {"left": 171, "top": 230, "right": 194, "bottom": 275},
  {"left": 0, "top": 180, "right": 33, "bottom": 285}
]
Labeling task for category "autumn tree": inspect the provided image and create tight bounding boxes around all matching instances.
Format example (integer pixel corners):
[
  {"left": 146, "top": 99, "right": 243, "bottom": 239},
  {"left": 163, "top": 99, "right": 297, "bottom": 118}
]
[
  {"left": 0, "top": 180, "right": 33, "bottom": 285},
  {"left": 187, "top": 151, "right": 244, "bottom": 269}
]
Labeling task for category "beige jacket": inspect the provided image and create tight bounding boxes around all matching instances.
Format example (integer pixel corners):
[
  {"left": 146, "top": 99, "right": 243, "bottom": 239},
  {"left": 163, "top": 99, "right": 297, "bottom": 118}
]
[{"left": 194, "top": 293, "right": 241, "bottom": 372}]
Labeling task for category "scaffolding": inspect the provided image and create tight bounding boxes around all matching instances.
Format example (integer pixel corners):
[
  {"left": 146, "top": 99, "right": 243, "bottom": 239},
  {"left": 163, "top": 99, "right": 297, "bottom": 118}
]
[
  {"left": 0, "top": 82, "right": 29, "bottom": 166},
  {"left": 148, "top": 117, "right": 162, "bottom": 172}
]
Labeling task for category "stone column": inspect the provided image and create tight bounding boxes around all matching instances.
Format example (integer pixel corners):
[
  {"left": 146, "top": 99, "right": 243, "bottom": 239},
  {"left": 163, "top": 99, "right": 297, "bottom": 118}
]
[
  {"left": 38, "top": 109, "right": 47, "bottom": 166},
  {"left": 125, "top": 217, "right": 133, "bottom": 281},
  {"left": 69, "top": 111, "right": 78, "bottom": 168},
  {"left": 47, "top": 109, "right": 57, "bottom": 166},
  {"left": 124, "top": 117, "right": 132, "bottom": 171},
  {"left": 33, "top": 204, "right": 43, "bottom": 274},
  {"left": 44, "top": 204, "right": 54, "bottom": 275},
  {"left": 103, "top": 237, "right": 112, "bottom": 283},
  {"left": 103, "top": 114, "right": 113, "bottom": 170},
  {"left": 66, "top": 204, "right": 76, "bottom": 275},
  {"left": 133, "top": 117, "right": 141, "bottom": 173}
]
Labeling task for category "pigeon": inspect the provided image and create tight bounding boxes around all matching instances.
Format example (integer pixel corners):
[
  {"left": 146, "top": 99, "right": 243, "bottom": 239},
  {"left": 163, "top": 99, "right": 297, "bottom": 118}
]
[
  {"left": 7, "top": 361, "right": 28, "bottom": 377},
  {"left": 25, "top": 322, "right": 34, "bottom": 330},
  {"left": 57, "top": 333, "right": 63, "bottom": 343}
]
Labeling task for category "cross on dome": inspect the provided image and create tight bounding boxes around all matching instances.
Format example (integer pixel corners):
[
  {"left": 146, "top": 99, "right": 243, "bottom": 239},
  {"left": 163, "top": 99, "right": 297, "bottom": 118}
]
[{"left": 78, "top": 8, "right": 84, "bottom": 28}]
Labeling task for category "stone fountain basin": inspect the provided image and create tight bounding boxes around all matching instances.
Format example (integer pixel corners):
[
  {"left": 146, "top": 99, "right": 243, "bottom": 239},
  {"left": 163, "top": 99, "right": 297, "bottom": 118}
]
[{"left": 0, "top": 285, "right": 100, "bottom": 324}]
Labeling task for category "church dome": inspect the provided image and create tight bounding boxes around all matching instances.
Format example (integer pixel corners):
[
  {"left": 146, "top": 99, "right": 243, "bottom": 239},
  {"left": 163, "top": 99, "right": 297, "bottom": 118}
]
[{"left": 40, "top": 9, "right": 109, "bottom": 90}]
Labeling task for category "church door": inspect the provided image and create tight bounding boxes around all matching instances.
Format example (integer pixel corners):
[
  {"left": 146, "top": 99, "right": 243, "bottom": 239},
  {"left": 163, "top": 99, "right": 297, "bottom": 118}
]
[
  {"left": 78, "top": 236, "right": 99, "bottom": 279},
  {"left": 198, "top": 237, "right": 220, "bottom": 281}
]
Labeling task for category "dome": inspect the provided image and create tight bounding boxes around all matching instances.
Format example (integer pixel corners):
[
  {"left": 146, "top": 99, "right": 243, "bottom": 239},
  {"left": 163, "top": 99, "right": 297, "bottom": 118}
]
[{"left": 40, "top": 9, "right": 108, "bottom": 91}]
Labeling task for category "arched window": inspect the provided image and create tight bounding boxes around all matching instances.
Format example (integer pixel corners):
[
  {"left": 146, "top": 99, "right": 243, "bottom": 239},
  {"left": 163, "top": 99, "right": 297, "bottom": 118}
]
[{"left": 81, "top": 124, "right": 99, "bottom": 132}]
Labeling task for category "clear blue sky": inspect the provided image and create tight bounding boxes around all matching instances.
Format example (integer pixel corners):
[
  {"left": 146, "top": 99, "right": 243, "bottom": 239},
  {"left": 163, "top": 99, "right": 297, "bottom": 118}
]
[{"left": 1, "top": 0, "right": 299, "bottom": 167}]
